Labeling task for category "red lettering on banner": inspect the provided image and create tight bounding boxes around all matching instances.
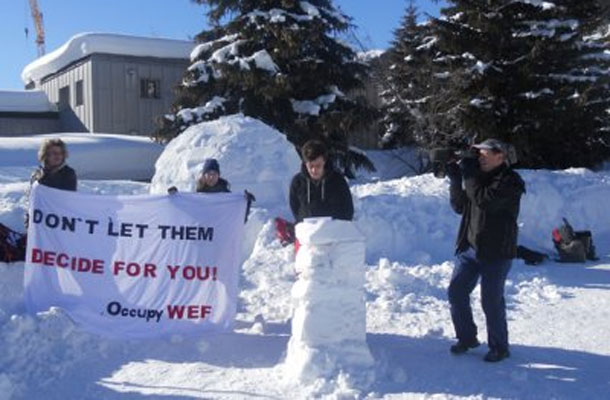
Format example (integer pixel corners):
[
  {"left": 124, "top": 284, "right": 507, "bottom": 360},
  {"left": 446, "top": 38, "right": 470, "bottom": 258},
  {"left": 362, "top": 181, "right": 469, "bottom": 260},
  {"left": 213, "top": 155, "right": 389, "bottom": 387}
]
[
  {"left": 32, "top": 248, "right": 43, "bottom": 263},
  {"left": 165, "top": 265, "right": 218, "bottom": 281},
  {"left": 43, "top": 250, "right": 55, "bottom": 266},
  {"left": 167, "top": 265, "right": 180, "bottom": 280},
  {"left": 144, "top": 263, "right": 157, "bottom": 278},
  {"left": 166, "top": 305, "right": 213, "bottom": 320},
  {"left": 113, "top": 261, "right": 157, "bottom": 278},
  {"left": 29, "top": 248, "right": 104, "bottom": 274}
]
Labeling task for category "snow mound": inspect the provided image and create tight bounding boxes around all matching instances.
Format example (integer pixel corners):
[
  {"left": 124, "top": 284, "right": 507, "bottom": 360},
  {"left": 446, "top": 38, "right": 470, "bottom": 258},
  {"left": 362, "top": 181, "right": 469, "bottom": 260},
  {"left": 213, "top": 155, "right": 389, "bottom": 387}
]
[
  {"left": 0, "top": 133, "right": 163, "bottom": 181},
  {"left": 22, "top": 32, "right": 194, "bottom": 86},
  {"left": 150, "top": 114, "right": 301, "bottom": 208},
  {"left": 0, "top": 90, "right": 56, "bottom": 113},
  {"left": 352, "top": 174, "right": 458, "bottom": 264}
]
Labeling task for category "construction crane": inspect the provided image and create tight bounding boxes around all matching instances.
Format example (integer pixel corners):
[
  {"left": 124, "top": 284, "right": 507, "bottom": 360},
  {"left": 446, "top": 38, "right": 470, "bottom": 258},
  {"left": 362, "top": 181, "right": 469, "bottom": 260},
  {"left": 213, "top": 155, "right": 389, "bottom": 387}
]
[{"left": 27, "top": 0, "right": 46, "bottom": 57}]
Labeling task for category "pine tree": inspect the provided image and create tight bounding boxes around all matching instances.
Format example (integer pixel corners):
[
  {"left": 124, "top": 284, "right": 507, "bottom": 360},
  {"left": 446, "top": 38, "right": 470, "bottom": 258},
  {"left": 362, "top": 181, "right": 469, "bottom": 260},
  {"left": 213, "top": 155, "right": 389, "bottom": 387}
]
[
  {"left": 155, "top": 0, "right": 376, "bottom": 174},
  {"left": 379, "top": 1, "right": 465, "bottom": 150},
  {"left": 379, "top": 1, "right": 420, "bottom": 148},
  {"left": 426, "top": 0, "right": 610, "bottom": 168}
]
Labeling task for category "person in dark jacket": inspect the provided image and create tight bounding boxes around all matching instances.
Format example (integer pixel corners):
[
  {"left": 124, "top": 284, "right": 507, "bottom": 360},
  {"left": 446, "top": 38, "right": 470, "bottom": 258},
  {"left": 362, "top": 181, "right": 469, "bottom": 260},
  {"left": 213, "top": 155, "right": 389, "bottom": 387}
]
[
  {"left": 289, "top": 140, "right": 353, "bottom": 223},
  {"left": 196, "top": 158, "right": 230, "bottom": 193},
  {"left": 31, "top": 138, "right": 77, "bottom": 191},
  {"left": 446, "top": 138, "right": 525, "bottom": 363},
  {"left": 25, "top": 138, "right": 77, "bottom": 229}
]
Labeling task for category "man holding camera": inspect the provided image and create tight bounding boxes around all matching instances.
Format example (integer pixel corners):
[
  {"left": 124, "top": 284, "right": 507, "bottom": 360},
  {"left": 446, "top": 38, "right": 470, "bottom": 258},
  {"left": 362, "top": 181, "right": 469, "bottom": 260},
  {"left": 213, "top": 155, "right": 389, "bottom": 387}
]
[{"left": 445, "top": 138, "right": 525, "bottom": 362}]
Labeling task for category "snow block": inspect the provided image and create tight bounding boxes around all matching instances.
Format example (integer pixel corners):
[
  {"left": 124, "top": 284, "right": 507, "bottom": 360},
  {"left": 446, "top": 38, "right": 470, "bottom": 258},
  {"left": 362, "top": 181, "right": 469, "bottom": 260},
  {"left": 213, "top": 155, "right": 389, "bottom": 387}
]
[
  {"left": 285, "top": 218, "right": 374, "bottom": 384},
  {"left": 149, "top": 114, "right": 301, "bottom": 208}
]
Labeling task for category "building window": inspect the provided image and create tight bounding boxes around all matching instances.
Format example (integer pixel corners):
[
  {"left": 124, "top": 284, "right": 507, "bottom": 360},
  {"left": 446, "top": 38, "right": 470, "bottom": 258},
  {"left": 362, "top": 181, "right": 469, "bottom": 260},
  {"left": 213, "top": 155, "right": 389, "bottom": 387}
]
[
  {"left": 140, "top": 79, "right": 160, "bottom": 99},
  {"left": 75, "top": 80, "right": 84, "bottom": 106},
  {"left": 59, "top": 85, "right": 70, "bottom": 109}
]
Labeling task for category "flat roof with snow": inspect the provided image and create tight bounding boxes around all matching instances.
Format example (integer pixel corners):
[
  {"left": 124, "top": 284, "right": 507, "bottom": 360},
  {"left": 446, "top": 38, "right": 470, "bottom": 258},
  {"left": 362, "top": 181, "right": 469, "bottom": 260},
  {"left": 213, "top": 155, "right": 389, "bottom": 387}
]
[
  {"left": 22, "top": 32, "right": 195, "bottom": 86},
  {"left": 0, "top": 90, "right": 56, "bottom": 113}
]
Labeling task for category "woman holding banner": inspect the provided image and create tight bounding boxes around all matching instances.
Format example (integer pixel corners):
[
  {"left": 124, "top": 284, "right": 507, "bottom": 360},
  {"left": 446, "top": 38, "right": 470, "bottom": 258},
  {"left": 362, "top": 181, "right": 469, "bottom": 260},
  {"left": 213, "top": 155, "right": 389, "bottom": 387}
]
[
  {"left": 25, "top": 138, "right": 77, "bottom": 230},
  {"left": 31, "top": 138, "right": 77, "bottom": 192}
]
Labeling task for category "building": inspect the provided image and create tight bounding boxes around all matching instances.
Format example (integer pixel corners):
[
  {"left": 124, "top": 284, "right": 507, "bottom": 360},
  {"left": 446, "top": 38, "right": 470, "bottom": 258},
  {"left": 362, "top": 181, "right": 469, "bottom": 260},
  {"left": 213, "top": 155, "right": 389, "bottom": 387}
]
[{"left": 20, "top": 33, "right": 193, "bottom": 136}]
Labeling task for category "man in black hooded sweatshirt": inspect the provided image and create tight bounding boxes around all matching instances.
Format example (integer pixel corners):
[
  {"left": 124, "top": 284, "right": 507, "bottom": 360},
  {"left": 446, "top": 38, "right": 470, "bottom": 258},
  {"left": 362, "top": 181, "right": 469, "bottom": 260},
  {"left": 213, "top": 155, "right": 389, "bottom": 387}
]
[{"left": 289, "top": 140, "right": 353, "bottom": 223}]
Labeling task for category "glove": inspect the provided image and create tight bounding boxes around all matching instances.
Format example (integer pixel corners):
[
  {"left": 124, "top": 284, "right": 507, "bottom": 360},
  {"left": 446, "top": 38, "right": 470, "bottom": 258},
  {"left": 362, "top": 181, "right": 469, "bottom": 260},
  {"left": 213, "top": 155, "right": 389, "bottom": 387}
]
[
  {"left": 244, "top": 190, "right": 256, "bottom": 203},
  {"left": 459, "top": 157, "right": 480, "bottom": 180},
  {"left": 244, "top": 190, "right": 256, "bottom": 223},
  {"left": 446, "top": 162, "right": 462, "bottom": 182}
]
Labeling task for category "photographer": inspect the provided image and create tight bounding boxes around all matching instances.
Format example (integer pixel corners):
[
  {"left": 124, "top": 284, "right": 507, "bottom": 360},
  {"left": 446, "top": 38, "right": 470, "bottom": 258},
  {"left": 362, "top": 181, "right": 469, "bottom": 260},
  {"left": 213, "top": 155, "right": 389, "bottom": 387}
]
[{"left": 444, "top": 138, "right": 525, "bottom": 362}]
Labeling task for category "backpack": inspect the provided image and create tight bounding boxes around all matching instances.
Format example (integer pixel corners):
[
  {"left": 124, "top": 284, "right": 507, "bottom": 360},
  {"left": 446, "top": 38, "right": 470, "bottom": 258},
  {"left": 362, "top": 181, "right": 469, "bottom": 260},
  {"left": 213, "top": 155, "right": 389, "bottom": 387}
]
[
  {"left": 0, "top": 223, "right": 27, "bottom": 263},
  {"left": 552, "top": 218, "right": 598, "bottom": 263},
  {"left": 274, "top": 217, "right": 295, "bottom": 247}
]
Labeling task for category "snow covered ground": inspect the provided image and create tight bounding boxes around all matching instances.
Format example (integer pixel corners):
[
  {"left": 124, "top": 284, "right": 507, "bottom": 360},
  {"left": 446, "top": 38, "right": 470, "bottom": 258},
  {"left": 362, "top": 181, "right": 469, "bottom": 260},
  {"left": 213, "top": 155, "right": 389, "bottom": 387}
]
[{"left": 1, "top": 121, "right": 609, "bottom": 399}]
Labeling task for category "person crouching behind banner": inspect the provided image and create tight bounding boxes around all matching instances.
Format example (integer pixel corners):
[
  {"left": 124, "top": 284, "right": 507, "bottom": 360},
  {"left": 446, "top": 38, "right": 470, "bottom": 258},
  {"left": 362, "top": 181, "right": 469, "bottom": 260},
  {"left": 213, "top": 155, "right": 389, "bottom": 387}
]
[
  {"left": 31, "top": 138, "right": 77, "bottom": 192},
  {"left": 289, "top": 139, "right": 354, "bottom": 223},
  {"left": 167, "top": 159, "right": 255, "bottom": 222},
  {"left": 167, "top": 159, "right": 231, "bottom": 194},
  {"left": 25, "top": 138, "right": 78, "bottom": 230},
  {"left": 197, "top": 158, "right": 230, "bottom": 193}
]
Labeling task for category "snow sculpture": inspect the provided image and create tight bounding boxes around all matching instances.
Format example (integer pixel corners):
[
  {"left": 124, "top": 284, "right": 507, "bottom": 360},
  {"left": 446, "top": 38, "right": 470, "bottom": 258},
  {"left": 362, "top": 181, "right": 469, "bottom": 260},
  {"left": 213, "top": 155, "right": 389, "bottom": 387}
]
[{"left": 285, "top": 218, "right": 374, "bottom": 383}]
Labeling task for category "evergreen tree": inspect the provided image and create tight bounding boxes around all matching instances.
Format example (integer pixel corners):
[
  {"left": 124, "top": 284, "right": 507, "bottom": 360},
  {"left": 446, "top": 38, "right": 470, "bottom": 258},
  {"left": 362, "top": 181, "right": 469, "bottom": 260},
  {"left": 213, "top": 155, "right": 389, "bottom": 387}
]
[
  {"left": 379, "top": 1, "right": 464, "bottom": 150},
  {"left": 426, "top": 0, "right": 610, "bottom": 168},
  {"left": 379, "top": 1, "right": 420, "bottom": 148},
  {"left": 155, "top": 0, "right": 376, "bottom": 174}
]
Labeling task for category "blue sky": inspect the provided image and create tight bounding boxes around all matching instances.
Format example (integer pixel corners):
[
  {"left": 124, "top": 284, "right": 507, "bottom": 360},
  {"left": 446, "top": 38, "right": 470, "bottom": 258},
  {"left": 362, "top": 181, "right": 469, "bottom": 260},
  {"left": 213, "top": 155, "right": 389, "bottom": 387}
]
[{"left": 0, "top": 0, "right": 442, "bottom": 90}]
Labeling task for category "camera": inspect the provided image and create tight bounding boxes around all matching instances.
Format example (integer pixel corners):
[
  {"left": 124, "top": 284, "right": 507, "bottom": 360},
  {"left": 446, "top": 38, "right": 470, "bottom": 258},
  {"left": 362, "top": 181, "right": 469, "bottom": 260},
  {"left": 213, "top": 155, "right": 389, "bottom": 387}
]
[{"left": 429, "top": 147, "right": 479, "bottom": 178}]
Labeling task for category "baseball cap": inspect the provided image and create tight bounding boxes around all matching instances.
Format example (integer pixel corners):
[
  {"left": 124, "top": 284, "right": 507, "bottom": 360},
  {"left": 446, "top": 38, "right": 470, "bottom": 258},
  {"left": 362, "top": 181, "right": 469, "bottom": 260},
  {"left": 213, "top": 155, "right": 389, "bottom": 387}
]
[{"left": 472, "top": 138, "right": 508, "bottom": 154}]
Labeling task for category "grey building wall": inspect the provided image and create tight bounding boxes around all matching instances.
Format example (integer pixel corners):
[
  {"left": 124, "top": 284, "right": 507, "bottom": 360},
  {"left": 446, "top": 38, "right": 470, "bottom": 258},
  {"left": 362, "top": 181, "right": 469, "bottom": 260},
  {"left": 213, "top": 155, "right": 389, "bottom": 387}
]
[
  {"left": 37, "top": 53, "right": 188, "bottom": 136},
  {"left": 0, "top": 113, "right": 60, "bottom": 136},
  {"left": 90, "top": 54, "right": 188, "bottom": 136},
  {"left": 40, "top": 59, "right": 92, "bottom": 132}
]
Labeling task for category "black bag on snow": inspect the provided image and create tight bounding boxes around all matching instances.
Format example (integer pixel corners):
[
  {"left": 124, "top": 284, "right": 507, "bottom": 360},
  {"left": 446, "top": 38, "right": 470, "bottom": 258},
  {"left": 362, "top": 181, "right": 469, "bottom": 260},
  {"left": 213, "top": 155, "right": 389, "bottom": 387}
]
[
  {"left": 0, "top": 223, "right": 27, "bottom": 263},
  {"left": 552, "top": 218, "right": 598, "bottom": 263},
  {"left": 516, "top": 245, "right": 548, "bottom": 265}
]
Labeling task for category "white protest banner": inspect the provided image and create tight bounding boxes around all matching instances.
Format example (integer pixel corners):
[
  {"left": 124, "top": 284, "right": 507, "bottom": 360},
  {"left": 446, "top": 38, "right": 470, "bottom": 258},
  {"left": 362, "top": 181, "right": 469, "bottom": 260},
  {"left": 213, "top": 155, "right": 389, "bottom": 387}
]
[{"left": 24, "top": 183, "right": 247, "bottom": 338}]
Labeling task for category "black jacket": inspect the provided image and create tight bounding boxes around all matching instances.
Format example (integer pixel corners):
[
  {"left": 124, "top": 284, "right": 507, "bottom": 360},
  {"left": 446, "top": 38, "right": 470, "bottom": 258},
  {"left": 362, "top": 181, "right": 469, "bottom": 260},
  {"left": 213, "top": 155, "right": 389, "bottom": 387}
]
[
  {"left": 196, "top": 178, "right": 230, "bottom": 193},
  {"left": 31, "top": 164, "right": 77, "bottom": 191},
  {"left": 289, "top": 166, "right": 354, "bottom": 223},
  {"left": 450, "top": 163, "right": 525, "bottom": 260}
]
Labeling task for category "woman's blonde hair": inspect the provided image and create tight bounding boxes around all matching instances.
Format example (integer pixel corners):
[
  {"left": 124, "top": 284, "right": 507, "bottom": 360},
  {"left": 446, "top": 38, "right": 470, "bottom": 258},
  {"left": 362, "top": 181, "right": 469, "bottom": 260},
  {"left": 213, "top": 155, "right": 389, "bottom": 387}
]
[{"left": 38, "top": 138, "right": 68, "bottom": 164}]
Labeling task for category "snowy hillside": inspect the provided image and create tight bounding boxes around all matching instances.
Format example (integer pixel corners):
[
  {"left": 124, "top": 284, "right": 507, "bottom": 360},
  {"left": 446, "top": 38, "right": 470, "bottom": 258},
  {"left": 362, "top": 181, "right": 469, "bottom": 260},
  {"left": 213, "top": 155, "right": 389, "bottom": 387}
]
[{"left": 0, "top": 120, "right": 609, "bottom": 398}]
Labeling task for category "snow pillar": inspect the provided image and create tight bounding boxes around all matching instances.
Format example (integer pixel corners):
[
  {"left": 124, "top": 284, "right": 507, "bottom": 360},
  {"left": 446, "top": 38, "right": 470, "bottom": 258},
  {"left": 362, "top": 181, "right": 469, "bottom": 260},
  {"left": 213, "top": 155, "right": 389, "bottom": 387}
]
[{"left": 285, "top": 218, "right": 374, "bottom": 383}]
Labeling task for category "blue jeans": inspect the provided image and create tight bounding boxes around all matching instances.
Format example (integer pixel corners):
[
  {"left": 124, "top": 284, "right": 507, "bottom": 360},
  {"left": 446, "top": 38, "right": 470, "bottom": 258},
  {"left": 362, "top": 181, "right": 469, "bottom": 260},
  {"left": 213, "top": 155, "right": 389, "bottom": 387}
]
[{"left": 448, "top": 247, "right": 512, "bottom": 351}]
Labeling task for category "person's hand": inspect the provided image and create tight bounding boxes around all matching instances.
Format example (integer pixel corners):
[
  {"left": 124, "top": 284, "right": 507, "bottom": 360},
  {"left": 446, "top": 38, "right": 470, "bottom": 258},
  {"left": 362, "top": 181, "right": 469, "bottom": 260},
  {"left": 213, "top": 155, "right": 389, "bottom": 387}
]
[
  {"left": 460, "top": 157, "right": 479, "bottom": 179},
  {"left": 244, "top": 190, "right": 256, "bottom": 202},
  {"left": 446, "top": 161, "right": 462, "bottom": 182}
]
